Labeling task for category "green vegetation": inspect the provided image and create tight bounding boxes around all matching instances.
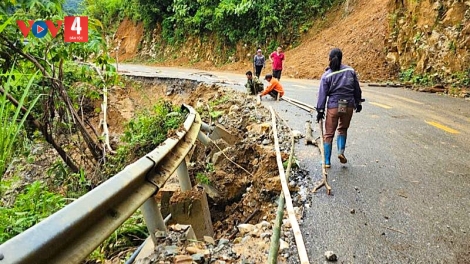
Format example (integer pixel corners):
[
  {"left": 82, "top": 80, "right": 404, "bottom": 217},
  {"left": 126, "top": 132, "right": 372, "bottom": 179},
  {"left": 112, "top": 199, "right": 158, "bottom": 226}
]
[
  {"left": 106, "top": 101, "right": 186, "bottom": 175},
  {"left": 85, "top": 0, "right": 342, "bottom": 54},
  {"left": 0, "top": 0, "right": 183, "bottom": 261},
  {"left": 399, "top": 67, "right": 433, "bottom": 86},
  {"left": 0, "top": 181, "right": 66, "bottom": 243},
  {"left": 90, "top": 211, "right": 147, "bottom": 262},
  {"left": 0, "top": 69, "right": 41, "bottom": 179},
  {"left": 196, "top": 172, "right": 211, "bottom": 185}
]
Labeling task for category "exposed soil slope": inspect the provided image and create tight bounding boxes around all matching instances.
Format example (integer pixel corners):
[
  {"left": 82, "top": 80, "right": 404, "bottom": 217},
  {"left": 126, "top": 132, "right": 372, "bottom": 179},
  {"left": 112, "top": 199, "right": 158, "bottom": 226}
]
[
  {"left": 210, "top": 0, "right": 393, "bottom": 82},
  {"left": 114, "top": 0, "right": 393, "bottom": 82}
]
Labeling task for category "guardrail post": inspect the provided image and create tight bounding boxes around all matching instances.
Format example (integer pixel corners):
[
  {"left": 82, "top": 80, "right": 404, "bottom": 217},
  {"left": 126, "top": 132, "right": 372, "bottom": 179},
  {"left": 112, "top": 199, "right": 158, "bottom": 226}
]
[
  {"left": 176, "top": 159, "right": 192, "bottom": 191},
  {"left": 141, "top": 197, "right": 167, "bottom": 244},
  {"left": 197, "top": 131, "right": 211, "bottom": 146}
]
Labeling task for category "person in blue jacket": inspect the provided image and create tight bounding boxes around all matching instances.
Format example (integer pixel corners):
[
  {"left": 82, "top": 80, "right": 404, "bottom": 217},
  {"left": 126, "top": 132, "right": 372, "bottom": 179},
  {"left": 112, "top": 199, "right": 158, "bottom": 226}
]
[{"left": 316, "top": 48, "right": 363, "bottom": 168}]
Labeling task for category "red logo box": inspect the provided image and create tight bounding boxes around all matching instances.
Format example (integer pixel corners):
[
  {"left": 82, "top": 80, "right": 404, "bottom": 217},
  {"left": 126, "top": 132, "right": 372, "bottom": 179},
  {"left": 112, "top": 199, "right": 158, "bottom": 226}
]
[{"left": 64, "top": 16, "right": 88, "bottom": 42}]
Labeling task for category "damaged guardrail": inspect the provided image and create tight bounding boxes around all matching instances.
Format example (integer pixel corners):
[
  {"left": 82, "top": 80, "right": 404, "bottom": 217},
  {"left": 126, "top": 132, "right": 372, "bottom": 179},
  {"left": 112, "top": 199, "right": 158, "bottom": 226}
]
[{"left": 0, "top": 104, "right": 203, "bottom": 264}]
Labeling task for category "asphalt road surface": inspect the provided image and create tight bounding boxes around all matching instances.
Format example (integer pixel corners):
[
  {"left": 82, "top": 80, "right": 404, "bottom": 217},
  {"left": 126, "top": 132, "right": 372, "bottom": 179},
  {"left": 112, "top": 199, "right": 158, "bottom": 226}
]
[{"left": 119, "top": 64, "right": 470, "bottom": 263}]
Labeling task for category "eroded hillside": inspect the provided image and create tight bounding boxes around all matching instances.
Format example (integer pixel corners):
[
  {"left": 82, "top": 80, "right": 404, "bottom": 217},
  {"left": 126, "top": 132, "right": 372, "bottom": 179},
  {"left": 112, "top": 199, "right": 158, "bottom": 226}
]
[{"left": 113, "top": 0, "right": 470, "bottom": 85}]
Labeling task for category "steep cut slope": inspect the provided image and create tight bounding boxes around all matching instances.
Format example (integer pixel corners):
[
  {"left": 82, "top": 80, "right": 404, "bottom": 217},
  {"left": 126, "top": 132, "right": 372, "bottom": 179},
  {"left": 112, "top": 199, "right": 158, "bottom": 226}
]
[{"left": 283, "top": 0, "right": 392, "bottom": 81}]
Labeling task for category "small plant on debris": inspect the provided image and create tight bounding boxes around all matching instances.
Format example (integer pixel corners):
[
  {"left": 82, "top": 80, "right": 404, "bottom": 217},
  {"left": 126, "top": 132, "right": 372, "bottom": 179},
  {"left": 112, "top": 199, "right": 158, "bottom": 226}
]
[{"left": 196, "top": 172, "right": 211, "bottom": 185}]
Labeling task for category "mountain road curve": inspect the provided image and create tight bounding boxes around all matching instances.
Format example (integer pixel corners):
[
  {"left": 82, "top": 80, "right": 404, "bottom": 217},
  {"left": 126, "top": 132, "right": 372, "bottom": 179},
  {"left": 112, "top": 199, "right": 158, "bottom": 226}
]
[{"left": 118, "top": 64, "right": 470, "bottom": 263}]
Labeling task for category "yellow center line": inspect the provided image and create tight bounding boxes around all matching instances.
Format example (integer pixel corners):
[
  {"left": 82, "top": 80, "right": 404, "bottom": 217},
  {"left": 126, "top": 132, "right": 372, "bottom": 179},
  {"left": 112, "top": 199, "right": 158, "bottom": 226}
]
[
  {"left": 369, "top": 102, "right": 392, "bottom": 109},
  {"left": 292, "top": 84, "right": 307, "bottom": 88},
  {"left": 425, "top": 121, "right": 460, "bottom": 134}
]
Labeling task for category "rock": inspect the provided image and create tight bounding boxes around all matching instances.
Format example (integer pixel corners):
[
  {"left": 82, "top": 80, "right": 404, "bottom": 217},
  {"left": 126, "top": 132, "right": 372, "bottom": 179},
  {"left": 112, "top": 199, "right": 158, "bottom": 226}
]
[
  {"left": 174, "top": 255, "right": 193, "bottom": 263},
  {"left": 324, "top": 251, "right": 337, "bottom": 261},
  {"left": 256, "top": 220, "right": 271, "bottom": 229},
  {"left": 262, "top": 139, "right": 271, "bottom": 145},
  {"left": 191, "top": 253, "right": 205, "bottom": 263},
  {"left": 204, "top": 235, "right": 215, "bottom": 245},
  {"left": 186, "top": 246, "right": 200, "bottom": 255},
  {"left": 279, "top": 239, "right": 289, "bottom": 252},
  {"left": 229, "top": 105, "right": 240, "bottom": 114},
  {"left": 260, "top": 232, "right": 272, "bottom": 239},
  {"left": 237, "top": 223, "right": 256, "bottom": 235},
  {"left": 218, "top": 238, "right": 230, "bottom": 247},
  {"left": 241, "top": 236, "right": 251, "bottom": 243},
  {"left": 155, "top": 230, "right": 166, "bottom": 238},
  {"left": 350, "top": 209, "right": 356, "bottom": 214},
  {"left": 165, "top": 245, "right": 179, "bottom": 256},
  {"left": 283, "top": 219, "right": 292, "bottom": 228},
  {"left": 291, "top": 130, "right": 303, "bottom": 139}
]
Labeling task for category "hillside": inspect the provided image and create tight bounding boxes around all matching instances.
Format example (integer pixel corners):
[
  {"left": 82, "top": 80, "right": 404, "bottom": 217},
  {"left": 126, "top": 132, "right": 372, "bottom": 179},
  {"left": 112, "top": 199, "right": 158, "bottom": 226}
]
[{"left": 114, "top": 0, "right": 470, "bottom": 88}]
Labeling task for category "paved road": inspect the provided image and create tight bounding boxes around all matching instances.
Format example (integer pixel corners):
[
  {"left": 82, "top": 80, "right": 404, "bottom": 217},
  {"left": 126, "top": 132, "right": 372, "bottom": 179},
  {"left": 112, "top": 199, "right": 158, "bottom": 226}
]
[{"left": 119, "top": 64, "right": 470, "bottom": 263}]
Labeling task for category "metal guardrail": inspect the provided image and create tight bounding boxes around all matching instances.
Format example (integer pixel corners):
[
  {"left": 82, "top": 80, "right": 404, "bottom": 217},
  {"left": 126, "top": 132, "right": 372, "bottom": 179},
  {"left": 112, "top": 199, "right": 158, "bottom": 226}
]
[{"left": 0, "top": 104, "right": 203, "bottom": 264}]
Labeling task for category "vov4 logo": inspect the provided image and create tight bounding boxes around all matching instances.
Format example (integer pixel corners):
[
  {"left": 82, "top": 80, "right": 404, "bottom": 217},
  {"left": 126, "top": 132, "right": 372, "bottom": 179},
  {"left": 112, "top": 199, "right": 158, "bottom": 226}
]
[{"left": 16, "top": 16, "right": 88, "bottom": 42}]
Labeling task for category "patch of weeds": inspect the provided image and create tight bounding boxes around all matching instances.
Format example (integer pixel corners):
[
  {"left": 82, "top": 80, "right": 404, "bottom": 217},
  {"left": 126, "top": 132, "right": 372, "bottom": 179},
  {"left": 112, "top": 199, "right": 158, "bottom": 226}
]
[
  {"left": 206, "top": 163, "right": 215, "bottom": 172},
  {"left": 209, "top": 110, "right": 224, "bottom": 119},
  {"left": 0, "top": 181, "right": 66, "bottom": 243},
  {"left": 105, "top": 100, "right": 186, "bottom": 176},
  {"left": 283, "top": 156, "right": 299, "bottom": 169},
  {"left": 450, "top": 70, "right": 470, "bottom": 87},
  {"left": 196, "top": 172, "right": 211, "bottom": 185},
  {"left": 399, "top": 67, "right": 415, "bottom": 82},
  {"left": 209, "top": 95, "right": 230, "bottom": 108}
]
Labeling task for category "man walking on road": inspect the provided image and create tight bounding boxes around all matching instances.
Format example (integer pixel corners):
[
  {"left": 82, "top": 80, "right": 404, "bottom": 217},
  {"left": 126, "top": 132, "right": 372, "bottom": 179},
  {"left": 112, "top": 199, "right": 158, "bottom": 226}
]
[
  {"left": 316, "top": 48, "right": 363, "bottom": 168},
  {"left": 269, "top": 47, "right": 285, "bottom": 80}
]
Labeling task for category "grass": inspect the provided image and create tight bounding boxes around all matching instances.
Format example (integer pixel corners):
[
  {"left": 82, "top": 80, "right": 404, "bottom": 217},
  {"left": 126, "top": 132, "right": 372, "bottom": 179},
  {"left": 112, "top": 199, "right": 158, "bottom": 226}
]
[{"left": 0, "top": 68, "right": 41, "bottom": 179}]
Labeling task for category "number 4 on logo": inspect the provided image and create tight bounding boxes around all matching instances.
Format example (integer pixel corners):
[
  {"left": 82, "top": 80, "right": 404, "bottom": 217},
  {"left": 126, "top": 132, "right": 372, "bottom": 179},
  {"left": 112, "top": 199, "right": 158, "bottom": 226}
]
[{"left": 64, "top": 16, "right": 88, "bottom": 42}]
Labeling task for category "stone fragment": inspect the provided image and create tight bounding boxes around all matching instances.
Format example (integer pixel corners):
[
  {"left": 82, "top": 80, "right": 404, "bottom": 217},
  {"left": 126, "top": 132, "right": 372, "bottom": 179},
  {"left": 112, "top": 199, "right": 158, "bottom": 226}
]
[
  {"left": 204, "top": 235, "right": 215, "bottom": 245},
  {"left": 174, "top": 255, "right": 193, "bottom": 263},
  {"left": 218, "top": 238, "right": 230, "bottom": 247},
  {"left": 279, "top": 239, "right": 289, "bottom": 252},
  {"left": 324, "top": 251, "right": 338, "bottom": 261},
  {"left": 237, "top": 223, "right": 256, "bottom": 235},
  {"left": 191, "top": 253, "right": 205, "bottom": 263},
  {"left": 186, "top": 246, "right": 200, "bottom": 255},
  {"left": 256, "top": 220, "right": 271, "bottom": 230},
  {"left": 260, "top": 232, "right": 272, "bottom": 239},
  {"left": 164, "top": 245, "right": 178, "bottom": 256},
  {"left": 283, "top": 219, "right": 292, "bottom": 228}
]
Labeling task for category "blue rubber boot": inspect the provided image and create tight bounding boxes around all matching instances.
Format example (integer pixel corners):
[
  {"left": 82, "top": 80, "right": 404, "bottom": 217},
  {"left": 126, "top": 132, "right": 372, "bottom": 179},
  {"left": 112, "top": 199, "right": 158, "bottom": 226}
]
[
  {"left": 337, "top": 135, "right": 347, "bottom": 164},
  {"left": 324, "top": 142, "right": 332, "bottom": 168}
]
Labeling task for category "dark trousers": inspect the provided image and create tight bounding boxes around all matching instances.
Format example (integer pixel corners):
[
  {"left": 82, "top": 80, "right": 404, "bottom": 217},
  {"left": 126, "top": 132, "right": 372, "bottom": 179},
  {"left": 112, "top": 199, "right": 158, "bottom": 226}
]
[
  {"left": 324, "top": 107, "right": 354, "bottom": 144},
  {"left": 268, "top": 90, "right": 281, "bottom": 100},
  {"left": 255, "top": 65, "right": 263, "bottom": 78},
  {"left": 273, "top": 69, "right": 282, "bottom": 80}
]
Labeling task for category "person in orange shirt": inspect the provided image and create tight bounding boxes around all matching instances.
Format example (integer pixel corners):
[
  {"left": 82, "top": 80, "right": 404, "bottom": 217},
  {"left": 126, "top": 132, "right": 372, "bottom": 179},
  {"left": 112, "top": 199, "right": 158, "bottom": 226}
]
[{"left": 259, "top": 74, "right": 285, "bottom": 101}]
